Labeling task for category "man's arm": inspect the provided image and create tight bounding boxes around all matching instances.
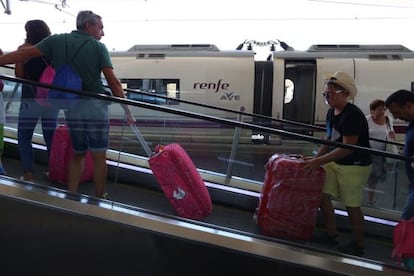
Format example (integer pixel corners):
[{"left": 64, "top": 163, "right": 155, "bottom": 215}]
[
  {"left": 0, "top": 46, "right": 41, "bottom": 66},
  {"left": 102, "top": 67, "right": 124, "bottom": 97},
  {"left": 14, "top": 43, "right": 33, "bottom": 78},
  {"left": 315, "top": 135, "right": 358, "bottom": 164},
  {"left": 303, "top": 135, "right": 358, "bottom": 172},
  {"left": 102, "top": 66, "right": 135, "bottom": 123}
]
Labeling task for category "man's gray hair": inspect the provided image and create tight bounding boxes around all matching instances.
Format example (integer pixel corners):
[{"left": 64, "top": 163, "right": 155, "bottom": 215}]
[{"left": 76, "top": 10, "right": 101, "bottom": 30}]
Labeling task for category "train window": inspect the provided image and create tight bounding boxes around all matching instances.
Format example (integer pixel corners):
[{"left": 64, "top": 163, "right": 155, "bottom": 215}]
[
  {"left": 120, "top": 78, "right": 180, "bottom": 105},
  {"left": 284, "top": 79, "right": 294, "bottom": 104}
]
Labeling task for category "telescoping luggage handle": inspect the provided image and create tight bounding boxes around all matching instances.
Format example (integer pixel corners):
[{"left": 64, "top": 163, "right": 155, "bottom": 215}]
[{"left": 130, "top": 124, "right": 153, "bottom": 157}]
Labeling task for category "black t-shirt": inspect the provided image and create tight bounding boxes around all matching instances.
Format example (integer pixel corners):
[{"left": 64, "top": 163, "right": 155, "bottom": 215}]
[
  {"left": 21, "top": 56, "right": 50, "bottom": 99},
  {"left": 326, "top": 103, "right": 372, "bottom": 166}
]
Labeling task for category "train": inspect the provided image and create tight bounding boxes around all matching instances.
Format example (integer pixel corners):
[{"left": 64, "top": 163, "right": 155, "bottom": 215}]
[{"left": 110, "top": 43, "right": 413, "bottom": 139}]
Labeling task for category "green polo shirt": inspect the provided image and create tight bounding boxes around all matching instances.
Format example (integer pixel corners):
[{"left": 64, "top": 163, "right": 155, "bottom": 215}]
[{"left": 36, "top": 30, "right": 112, "bottom": 94}]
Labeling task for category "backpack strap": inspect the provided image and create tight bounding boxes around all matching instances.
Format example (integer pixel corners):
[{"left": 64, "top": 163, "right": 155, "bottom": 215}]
[
  {"left": 65, "top": 34, "right": 92, "bottom": 64},
  {"left": 64, "top": 34, "right": 97, "bottom": 91},
  {"left": 386, "top": 116, "right": 392, "bottom": 131},
  {"left": 40, "top": 55, "right": 51, "bottom": 67}
]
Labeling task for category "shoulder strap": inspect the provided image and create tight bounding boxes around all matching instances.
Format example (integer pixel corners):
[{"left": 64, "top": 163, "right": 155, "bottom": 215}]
[
  {"left": 71, "top": 39, "right": 91, "bottom": 61},
  {"left": 65, "top": 34, "right": 92, "bottom": 64},
  {"left": 40, "top": 56, "right": 51, "bottom": 67},
  {"left": 386, "top": 116, "right": 391, "bottom": 130}
]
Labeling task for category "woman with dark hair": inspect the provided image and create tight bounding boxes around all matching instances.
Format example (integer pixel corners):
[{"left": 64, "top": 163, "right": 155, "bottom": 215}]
[{"left": 15, "top": 19, "right": 59, "bottom": 182}]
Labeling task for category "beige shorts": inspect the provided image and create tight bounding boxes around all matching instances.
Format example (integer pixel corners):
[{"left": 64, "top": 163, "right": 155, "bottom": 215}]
[{"left": 322, "top": 161, "right": 371, "bottom": 207}]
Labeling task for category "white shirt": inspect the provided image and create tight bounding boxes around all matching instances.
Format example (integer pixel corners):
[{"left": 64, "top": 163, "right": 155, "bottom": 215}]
[{"left": 366, "top": 114, "right": 393, "bottom": 150}]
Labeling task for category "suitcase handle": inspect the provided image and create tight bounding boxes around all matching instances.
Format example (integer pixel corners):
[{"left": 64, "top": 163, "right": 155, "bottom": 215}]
[
  {"left": 286, "top": 154, "right": 304, "bottom": 160},
  {"left": 130, "top": 124, "right": 153, "bottom": 157}
]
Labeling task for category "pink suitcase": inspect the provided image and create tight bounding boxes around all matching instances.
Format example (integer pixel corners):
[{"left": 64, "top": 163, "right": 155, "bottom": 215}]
[
  {"left": 48, "top": 125, "right": 94, "bottom": 186},
  {"left": 148, "top": 143, "right": 212, "bottom": 220},
  {"left": 256, "top": 154, "right": 325, "bottom": 240}
]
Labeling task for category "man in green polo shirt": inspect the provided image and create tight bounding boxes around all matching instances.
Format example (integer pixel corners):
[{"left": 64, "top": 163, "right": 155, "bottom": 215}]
[{"left": 0, "top": 10, "right": 135, "bottom": 198}]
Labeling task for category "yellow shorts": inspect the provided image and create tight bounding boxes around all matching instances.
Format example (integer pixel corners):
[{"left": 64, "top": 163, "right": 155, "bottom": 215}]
[{"left": 322, "top": 161, "right": 371, "bottom": 207}]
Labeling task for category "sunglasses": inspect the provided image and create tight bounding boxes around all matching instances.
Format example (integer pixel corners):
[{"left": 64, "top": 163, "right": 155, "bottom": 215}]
[{"left": 322, "top": 90, "right": 343, "bottom": 99}]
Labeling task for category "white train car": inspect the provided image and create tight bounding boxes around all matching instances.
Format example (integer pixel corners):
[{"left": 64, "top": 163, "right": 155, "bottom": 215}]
[
  {"left": 270, "top": 44, "right": 414, "bottom": 133},
  {"left": 110, "top": 44, "right": 255, "bottom": 118}
]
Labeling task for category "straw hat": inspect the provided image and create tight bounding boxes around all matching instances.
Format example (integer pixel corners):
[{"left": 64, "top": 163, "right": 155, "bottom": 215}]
[{"left": 324, "top": 71, "right": 357, "bottom": 99}]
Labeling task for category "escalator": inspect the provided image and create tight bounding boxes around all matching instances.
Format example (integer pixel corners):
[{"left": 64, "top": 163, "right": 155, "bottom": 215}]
[{"left": 0, "top": 74, "right": 411, "bottom": 275}]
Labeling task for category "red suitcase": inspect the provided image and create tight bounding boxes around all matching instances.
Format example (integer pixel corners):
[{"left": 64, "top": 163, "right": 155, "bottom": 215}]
[
  {"left": 48, "top": 125, "right": 94, "bottom": 186},
  {"left": 256, "top": 154, "right": 325, "bottom": 240},
  {"left": 148, "top": 143, "right": 212, "bottom": 220}
]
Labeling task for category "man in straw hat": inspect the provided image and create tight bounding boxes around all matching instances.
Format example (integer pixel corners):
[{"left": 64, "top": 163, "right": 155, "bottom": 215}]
[{"left": 303, "top": 71, "right": 371, "bottom": 256}]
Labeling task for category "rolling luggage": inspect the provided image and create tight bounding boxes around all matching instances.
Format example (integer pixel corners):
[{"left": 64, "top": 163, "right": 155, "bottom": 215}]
[
  {"left": 48, "top": 125, "right": 94, "bottom": 186},
  {"left": 256, "top": 154, "right": 325, "bottom": 240},
  {"left": 148, "top": 143, "right": 212, "bottom": 220},
  {"left": 130, "top": 123, "right": 152, "bottom": 157}
]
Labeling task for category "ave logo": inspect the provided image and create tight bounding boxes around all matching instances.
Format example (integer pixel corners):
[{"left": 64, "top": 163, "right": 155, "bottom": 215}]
[{"left": 220, "top": 92, "right": 240, "bottom": 101}]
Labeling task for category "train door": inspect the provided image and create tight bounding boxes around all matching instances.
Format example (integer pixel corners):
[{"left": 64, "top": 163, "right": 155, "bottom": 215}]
[
  {"left": 283, "top": 60, "right": 316, "bottom": 133},
  {"left": 251, "top": 61, "right": 273, "bottom": 143}
]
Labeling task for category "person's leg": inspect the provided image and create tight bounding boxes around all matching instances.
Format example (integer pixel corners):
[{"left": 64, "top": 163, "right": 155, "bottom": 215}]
[
  {"left": 346, "top": 206, "right": 365, "bottom": 247},
  {"left": 65, "top": 108, "right": 87, "bottom": 194},
  {"left": 40, "top": 106, "right": 59, "bottom": 156},
  {"left": 68, "top": 100, "right": 109, "bottom": 197},
  {"left": 91, "top": 151, "right": 107, "bottom": 198},
  {"left": 319, "top": 162, "right": 339, "bottom": 236},
  {"left": 67, "top": 152, "right": 85, "bottom": 193},
  {"left": 17, "top": 101, "right": 40, "bottom": 180},
  {"left": 320, "top": 192, "right": 337, "bottom": 236},
  {"left": 366, "top": 175, "right": 376, "bottom": 205},
  {"left": 337, "top": 165, "right": 370, "bottom": 255},
  {"left": 366, "top": 155, "right": 383, "bottom": 205},
  {"left": 86, "top": 101, "right": 109, "bottom": 198}
]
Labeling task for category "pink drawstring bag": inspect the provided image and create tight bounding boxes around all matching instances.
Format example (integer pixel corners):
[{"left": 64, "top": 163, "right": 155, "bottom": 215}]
[{"left": 36, "top": 57, "right": 55, "bottom": 107}]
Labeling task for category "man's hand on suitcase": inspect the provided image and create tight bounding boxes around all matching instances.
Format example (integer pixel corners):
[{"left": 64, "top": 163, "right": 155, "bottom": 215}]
[
  {"left": 302, "top": 157, "right": 323, "bottom": 174},
  {"left": 125, "top": 111, "right": 136, "bottom": 125},
  {"left": 121, "top": 104, "right": 136, "bottom": 125}
]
